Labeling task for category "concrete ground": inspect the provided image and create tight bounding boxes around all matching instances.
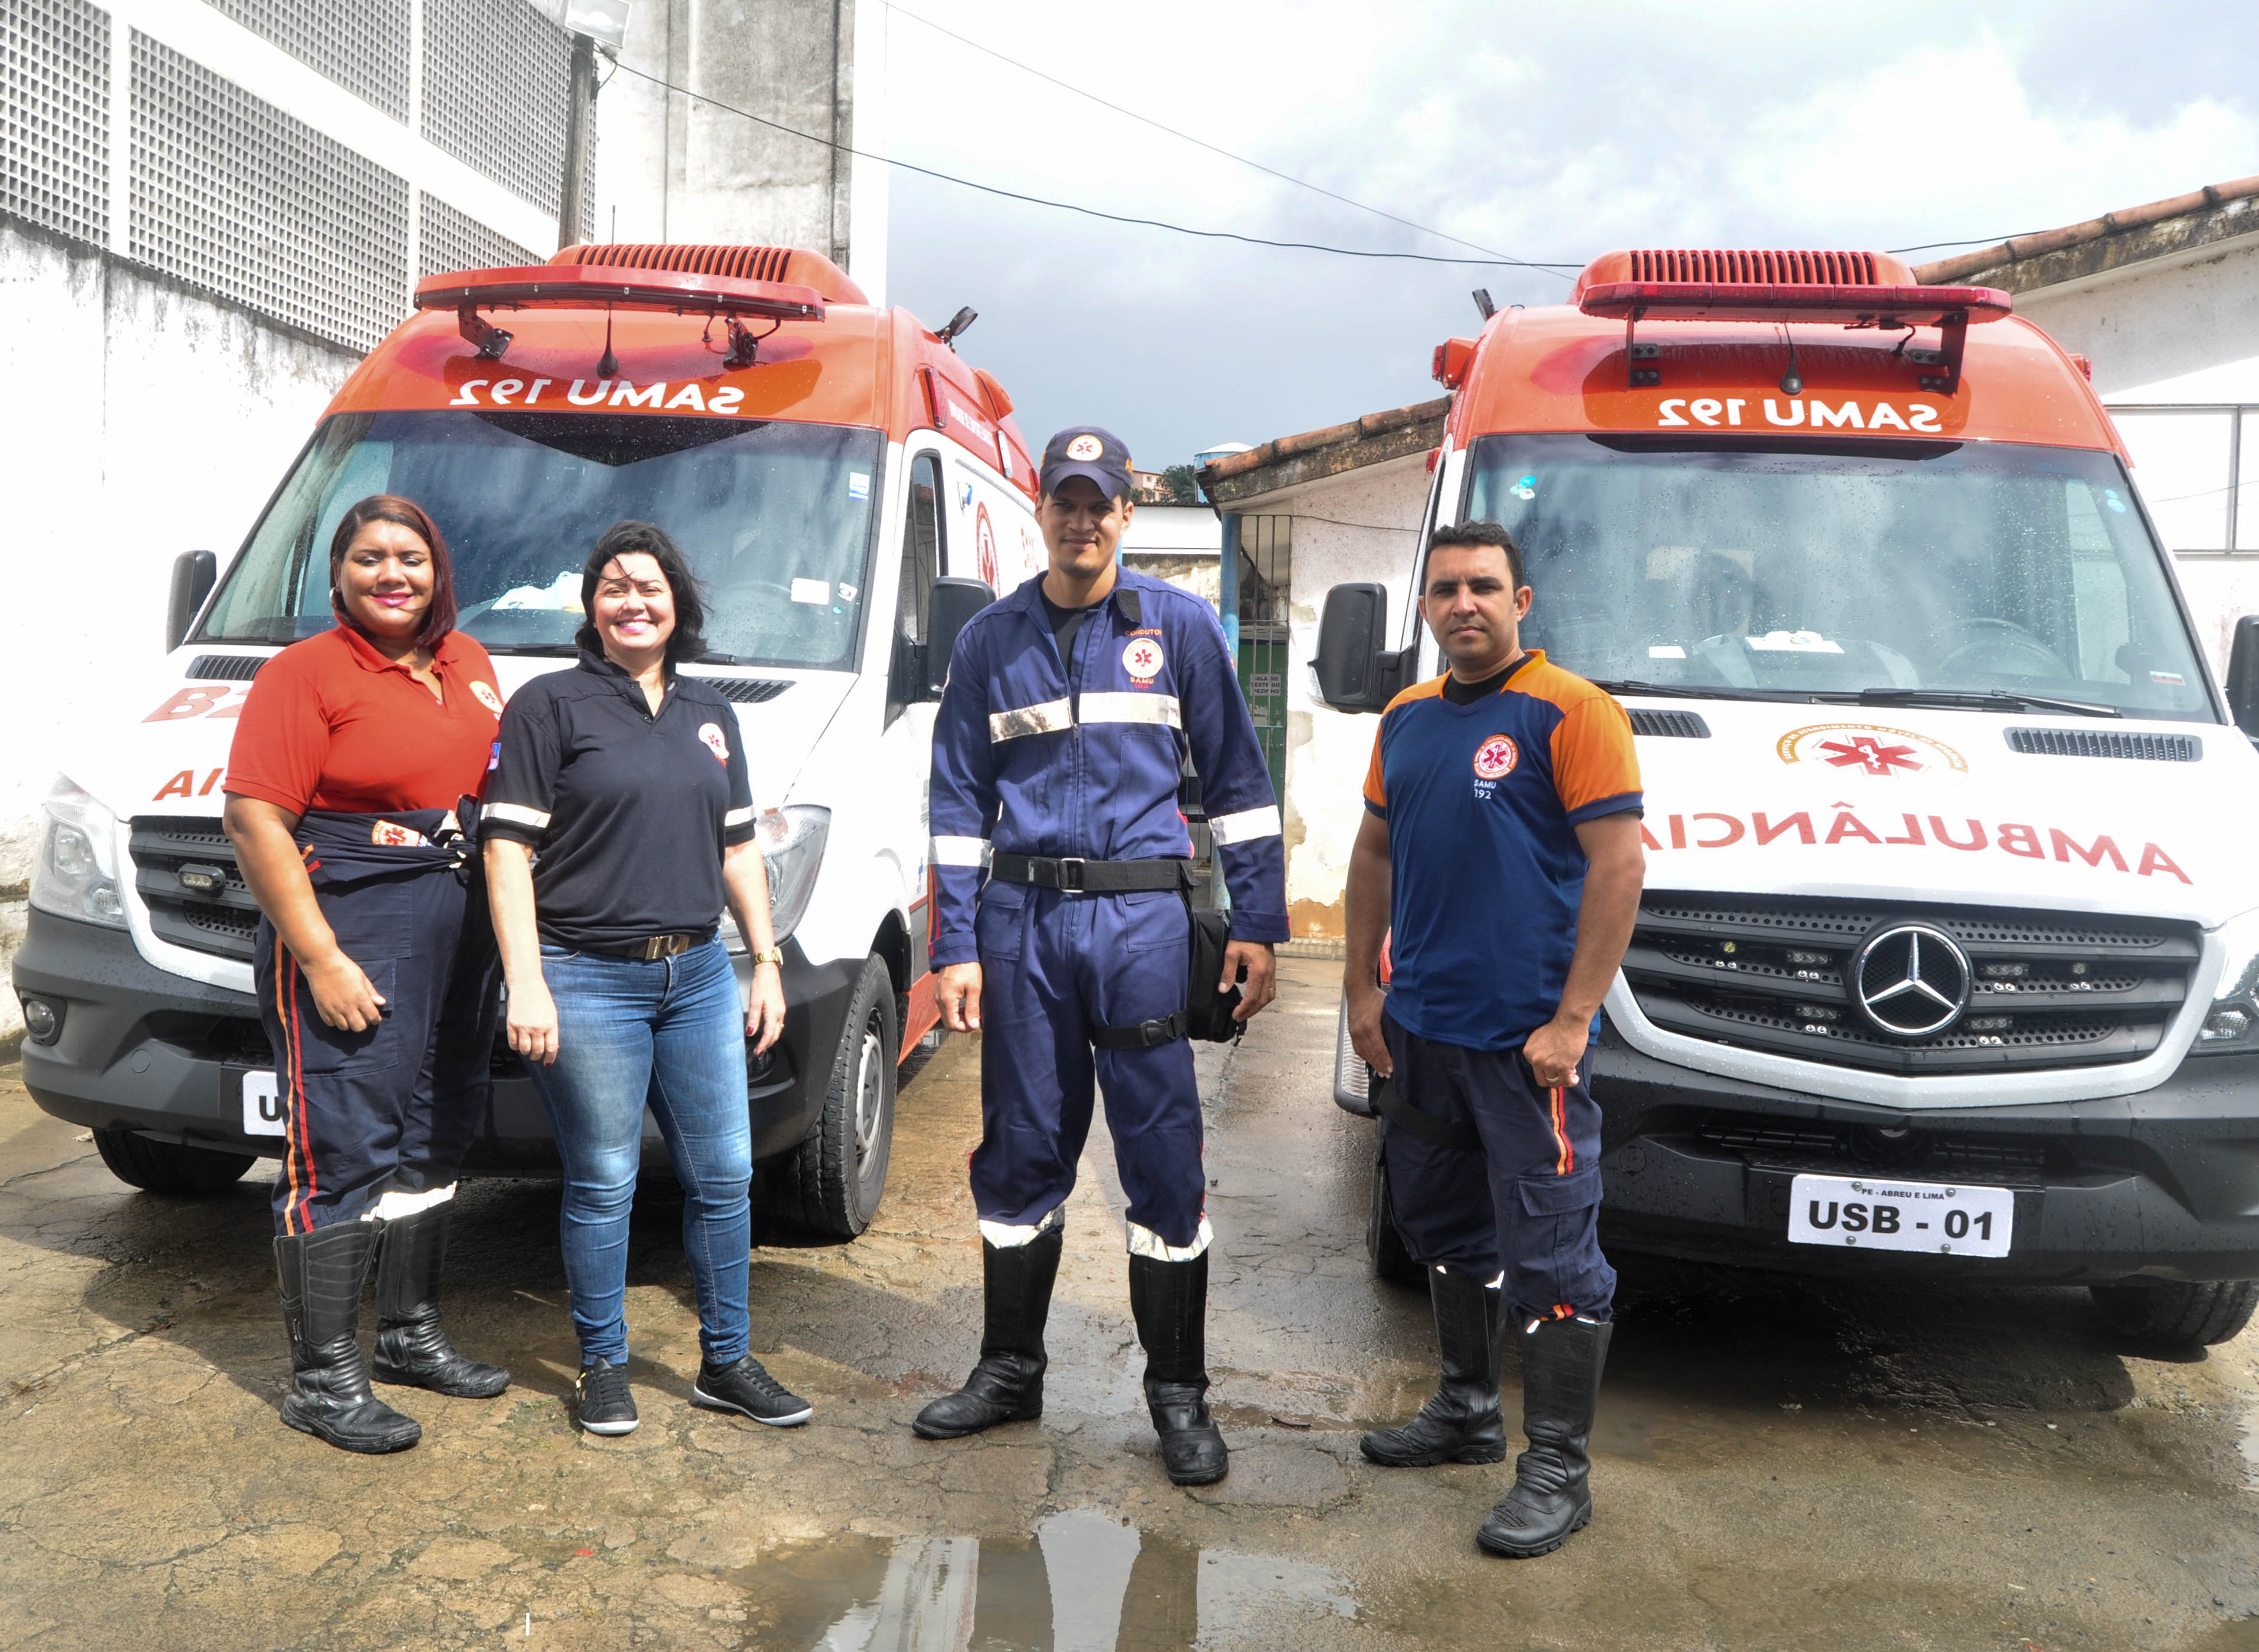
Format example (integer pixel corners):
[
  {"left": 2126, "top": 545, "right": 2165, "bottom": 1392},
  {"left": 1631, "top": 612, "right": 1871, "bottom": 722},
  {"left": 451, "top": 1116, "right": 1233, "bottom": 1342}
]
[{"left": 4, "top": 955, "right": 2258, "bottom": 1650}]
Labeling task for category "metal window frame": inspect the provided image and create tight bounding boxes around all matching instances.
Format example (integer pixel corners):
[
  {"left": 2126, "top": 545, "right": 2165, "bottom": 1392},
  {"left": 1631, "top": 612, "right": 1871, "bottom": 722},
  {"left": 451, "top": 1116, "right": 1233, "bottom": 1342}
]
[{"left": 2105, "top": 402, "right": 2254, "bottom": 556}]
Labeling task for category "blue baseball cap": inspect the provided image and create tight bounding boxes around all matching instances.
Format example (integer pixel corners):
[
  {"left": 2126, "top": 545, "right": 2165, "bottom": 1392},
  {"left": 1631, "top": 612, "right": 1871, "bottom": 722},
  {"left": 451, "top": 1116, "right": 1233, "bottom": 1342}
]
[{"left": 1040, "top": 426, "right": 1134, "bottom": 501}]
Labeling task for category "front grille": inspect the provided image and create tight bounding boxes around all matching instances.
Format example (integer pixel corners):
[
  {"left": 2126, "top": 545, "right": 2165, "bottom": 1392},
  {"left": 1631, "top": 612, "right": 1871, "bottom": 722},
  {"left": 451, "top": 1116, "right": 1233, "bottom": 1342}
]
[
  {"left": 689, "top": 676, "right": 792, "bottom": 704},
  {"left": 2006, "top": 727, "right": 2201, "bottom": 762},
  {"left": 1690, "top": 1115, "right": 2056, "bottom": 1186},
  {"left": 184, "top": 653, "right": 268, "bottom": 680},
  {"left": 1624, "top": 892, "right": 2197, "bottom": 1073},
  {"left": 130, "top": 817, "right": 261, "bottom": 962},
  {"left": 1629, "top": 709, "right": 1711, "bottom": 738}
]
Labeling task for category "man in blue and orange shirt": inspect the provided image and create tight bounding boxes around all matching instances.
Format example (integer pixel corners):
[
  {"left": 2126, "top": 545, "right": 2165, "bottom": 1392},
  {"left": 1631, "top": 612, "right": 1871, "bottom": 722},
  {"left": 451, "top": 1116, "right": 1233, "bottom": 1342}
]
[{"left": 1345, "top": 518, "right": 1645, "bottom": 1559}]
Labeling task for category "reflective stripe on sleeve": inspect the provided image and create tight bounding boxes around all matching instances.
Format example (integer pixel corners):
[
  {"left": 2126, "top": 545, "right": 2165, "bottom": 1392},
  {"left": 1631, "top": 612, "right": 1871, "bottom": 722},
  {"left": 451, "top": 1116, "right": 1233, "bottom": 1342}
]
[
  {"left": 484, "top": 802, "right": 551, "bottom": 830},
  {"left": 989, "top": 698, "right": 1074, "bottom": 742},
  {"left": 1079, "top": 692, "right": 1181, "bottom": 729},
  {"left": 724, "top": 806, "right": 755, "bottom": 829},
  {"left": 933, "top": 835, "right": 991, "bottom": 868},
  {"left": 1208, "top": 803, "right": 1282, "bottom": 843},
  {"left": 1126, "top": 1215, "right": 1212, "bottom": 1261}
]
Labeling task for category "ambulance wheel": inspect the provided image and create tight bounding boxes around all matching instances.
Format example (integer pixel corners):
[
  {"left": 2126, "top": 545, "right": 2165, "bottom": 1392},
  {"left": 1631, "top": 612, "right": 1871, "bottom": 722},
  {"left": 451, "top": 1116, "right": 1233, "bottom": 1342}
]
[
  {"left": 1367, "top": 1129, "right": 1423, "bottom": 1286},
  {"left": 2090, "top": 1279, "right": 2259, "bottom": 1347},
  {"left": 767, "top": 955, "right": 897, "bottom": 1240},
  {"left": 92, "top": 1128, "right": 255, "bottom": 1196}
]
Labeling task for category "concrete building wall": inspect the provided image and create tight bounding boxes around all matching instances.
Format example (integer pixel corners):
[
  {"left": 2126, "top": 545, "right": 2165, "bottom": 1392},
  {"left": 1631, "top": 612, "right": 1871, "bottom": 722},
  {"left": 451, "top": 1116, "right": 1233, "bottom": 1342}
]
[
  {"left": 593, "top": 0, "right": 888, "bottom": 302},
  {"left": 0, "top": 218, "right": 362, "bottom": 1046}
]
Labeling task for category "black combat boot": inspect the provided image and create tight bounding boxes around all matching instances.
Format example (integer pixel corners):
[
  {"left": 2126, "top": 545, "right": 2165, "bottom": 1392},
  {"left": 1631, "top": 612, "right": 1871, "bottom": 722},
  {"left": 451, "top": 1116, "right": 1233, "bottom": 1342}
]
[
  {"left": 1477, "top": 1315, "right": 1612, "bottom": 1558},
  {"left": 371, "top": 1203, "right": 511, "bottom": 1398},
  {"left": 913, "top": 1224, "right": 1063, "bottom": 1438},
  {"left": 1128, "top": 1249, "right": 1228, "bottom": 1486},
  {"left": 275, "top": 1220, "right": 422, "bottom": 1453},
  {"left": 1361, "top": 1267, "right": 1507, "bottom": 1466}
]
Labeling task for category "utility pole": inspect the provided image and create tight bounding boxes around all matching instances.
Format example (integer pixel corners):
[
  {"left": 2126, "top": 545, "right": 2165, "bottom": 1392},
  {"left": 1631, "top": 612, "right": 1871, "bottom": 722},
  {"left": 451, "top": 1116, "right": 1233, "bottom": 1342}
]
[{"left": 558, "top": 29, "right": 596, "bottom": 251}]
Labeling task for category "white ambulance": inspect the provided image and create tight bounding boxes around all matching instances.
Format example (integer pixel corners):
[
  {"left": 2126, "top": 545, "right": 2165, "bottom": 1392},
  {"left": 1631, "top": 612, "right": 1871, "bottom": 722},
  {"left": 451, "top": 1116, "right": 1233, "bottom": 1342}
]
[
  {"left": 15, "top": 244, "right": 1045, "bottom": 1236},
  {"left": 1318, "top": 248, "right": 2259, "bottom": 1345}
]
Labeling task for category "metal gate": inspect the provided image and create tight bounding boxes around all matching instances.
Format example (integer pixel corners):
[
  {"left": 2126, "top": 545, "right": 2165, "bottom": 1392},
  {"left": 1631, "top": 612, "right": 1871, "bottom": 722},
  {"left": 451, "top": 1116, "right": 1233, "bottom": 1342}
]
[{"left": 1234, "top": 514, "right": 1292, "bottom": 805}]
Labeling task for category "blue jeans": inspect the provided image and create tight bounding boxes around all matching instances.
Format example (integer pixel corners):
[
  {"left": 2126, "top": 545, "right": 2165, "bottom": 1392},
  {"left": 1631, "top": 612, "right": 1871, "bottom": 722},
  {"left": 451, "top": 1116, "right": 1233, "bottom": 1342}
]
[{"left": 527, "top": 938, "right": 751, "bottom": 1367}]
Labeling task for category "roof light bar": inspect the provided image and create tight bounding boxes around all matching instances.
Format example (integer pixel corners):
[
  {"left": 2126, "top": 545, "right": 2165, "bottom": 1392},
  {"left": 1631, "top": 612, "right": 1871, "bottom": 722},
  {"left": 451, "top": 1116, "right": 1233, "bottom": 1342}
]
[
  {"left": 416, "top": 264, "right": 826, "bottom": 322},
  {"left": 415, "top": 264, "right": 826, "bottom": 363},
  {"left": 1575, "top": 280, "right": 2011, "bottom": 327}
]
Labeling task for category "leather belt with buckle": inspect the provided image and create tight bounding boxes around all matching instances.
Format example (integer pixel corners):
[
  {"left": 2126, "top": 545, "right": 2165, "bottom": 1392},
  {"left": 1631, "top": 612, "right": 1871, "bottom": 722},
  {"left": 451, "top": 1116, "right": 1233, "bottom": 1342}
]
[{"left": 588, "top": 931, "right": 711, "bottom": 961}]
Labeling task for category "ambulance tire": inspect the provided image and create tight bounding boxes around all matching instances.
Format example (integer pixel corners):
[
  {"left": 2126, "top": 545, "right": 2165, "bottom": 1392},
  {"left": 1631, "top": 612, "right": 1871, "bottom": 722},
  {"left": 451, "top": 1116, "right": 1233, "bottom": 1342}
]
[
  {"left": 766, "top": 955, "right": 897, "bottom": 1240},
  {"left": 2089, "top": 1279, "right": 2259, "bottom": 1348},
  {"left": 93, "top": 1127, "right": 255, "bottom": 1196},
  {"left": 1367, "top": 1128, "right": 1423, "bottom": 1286}
]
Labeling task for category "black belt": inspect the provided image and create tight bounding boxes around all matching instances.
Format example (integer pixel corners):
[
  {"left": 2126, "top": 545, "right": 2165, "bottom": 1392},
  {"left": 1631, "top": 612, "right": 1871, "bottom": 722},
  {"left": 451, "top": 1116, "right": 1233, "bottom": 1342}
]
[
  {"left": 989, "top": 853, "right": 1194, "bottom": 894},
  {"left": 582, "top": 928, "right": 717, "bottom": 961},
  {"left": 1089, "top": 1011, "right": 1191, "bottom": 1051}
]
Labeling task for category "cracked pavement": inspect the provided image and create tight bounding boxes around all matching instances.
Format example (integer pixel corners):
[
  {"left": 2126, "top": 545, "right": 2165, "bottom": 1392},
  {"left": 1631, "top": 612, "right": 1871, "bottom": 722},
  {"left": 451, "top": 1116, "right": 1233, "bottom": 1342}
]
[{"left": 3, "top": 956, "right": 2258, "bottom": 1648}]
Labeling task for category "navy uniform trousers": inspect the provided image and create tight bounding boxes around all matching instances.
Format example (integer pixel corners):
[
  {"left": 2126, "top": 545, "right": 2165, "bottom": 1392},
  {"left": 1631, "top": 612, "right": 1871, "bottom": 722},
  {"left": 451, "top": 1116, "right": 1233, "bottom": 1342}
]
[
  {"left": 253, "top": 807, "right": 501, "bottom": 1236},
  {"left": 971, "top": 879, "right": 1206, "bottom": 1252},
  {"left": 1381, "top": 1009, "right": 1614, "bottom": 1324}
]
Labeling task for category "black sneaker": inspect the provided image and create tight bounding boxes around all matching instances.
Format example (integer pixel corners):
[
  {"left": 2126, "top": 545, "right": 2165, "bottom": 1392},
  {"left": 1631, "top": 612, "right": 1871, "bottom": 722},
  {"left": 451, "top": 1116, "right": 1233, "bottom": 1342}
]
[
  {"left": 574, "top": 1358, "right": 638, "bottom": 1436},
  {"left": 692, "top": 1355, "right": 812, "bottom": 1426}
]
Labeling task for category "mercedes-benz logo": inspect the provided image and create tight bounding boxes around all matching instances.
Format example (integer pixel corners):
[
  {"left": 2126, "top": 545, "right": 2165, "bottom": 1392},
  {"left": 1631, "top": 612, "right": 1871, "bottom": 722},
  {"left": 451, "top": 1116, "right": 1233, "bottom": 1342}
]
[{"left": 1851, "top": 923, "right": 1972, "bottom": 1038}]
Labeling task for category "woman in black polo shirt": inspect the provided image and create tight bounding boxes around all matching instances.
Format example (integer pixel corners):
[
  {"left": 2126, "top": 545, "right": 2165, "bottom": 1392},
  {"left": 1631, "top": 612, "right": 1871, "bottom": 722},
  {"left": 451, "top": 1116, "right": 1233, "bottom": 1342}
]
[{"left": 484, "top": 521, "right": 802, "bottom": 1437}]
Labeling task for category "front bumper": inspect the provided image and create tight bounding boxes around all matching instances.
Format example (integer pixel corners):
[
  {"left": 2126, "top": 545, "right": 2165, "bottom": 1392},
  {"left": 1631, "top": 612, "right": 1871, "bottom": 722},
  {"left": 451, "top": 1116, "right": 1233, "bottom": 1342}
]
[
  {"left": 1591, "top": 1029, "right": 2259, "bottom": 1285},
  {"left": 14, "top": 907, "right": 854, "bottom": 1173}
]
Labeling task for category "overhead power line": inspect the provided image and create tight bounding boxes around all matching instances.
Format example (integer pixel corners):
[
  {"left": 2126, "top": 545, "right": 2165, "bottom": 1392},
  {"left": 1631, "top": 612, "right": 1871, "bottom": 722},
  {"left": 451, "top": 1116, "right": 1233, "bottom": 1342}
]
[
  {"left": 1886, "top": 231, "right": 2047, "bottom": 256},
  {"left": 878, "top": 1, "right": 1559, "bottom": 271},
  {"left": 607, "top": 59, "right": 1582, "bottom": 272}
]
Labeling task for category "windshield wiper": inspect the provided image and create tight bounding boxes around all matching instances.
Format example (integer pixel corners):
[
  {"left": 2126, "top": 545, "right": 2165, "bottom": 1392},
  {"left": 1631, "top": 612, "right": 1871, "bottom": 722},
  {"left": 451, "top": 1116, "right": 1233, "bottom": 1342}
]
[
  {"left": 476, "top": 642, "right": 579, "bottom": 656},
  {"left": 1842, "top": 687, "right": 2122, "bottom": 719},
  {"left": 1588, "top": 679, "right": 1785, "bottom": 702}
]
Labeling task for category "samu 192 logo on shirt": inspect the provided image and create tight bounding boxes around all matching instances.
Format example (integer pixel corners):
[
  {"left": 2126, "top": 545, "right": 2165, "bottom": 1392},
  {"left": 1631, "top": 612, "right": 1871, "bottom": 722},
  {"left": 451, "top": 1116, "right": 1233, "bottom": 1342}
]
[
  {"left": 1472, "top": 733, "right": 1519, "bottom": 780},
  {"left": 698, "top": 722, "right": 730, "bottom": 765},
  {"left": 1122, "top": 636, "right": 1164, "bottom": 684},
  {"left": 469, "top": 680, "right": 504, "bottom": 715}
]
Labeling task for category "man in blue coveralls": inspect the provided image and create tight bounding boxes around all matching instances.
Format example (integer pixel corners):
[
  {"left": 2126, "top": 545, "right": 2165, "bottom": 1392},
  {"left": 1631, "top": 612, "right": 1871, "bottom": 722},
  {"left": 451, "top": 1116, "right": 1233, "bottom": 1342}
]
[{"left": 917, "top": 426, "right": 1288, "bottom": 1486}]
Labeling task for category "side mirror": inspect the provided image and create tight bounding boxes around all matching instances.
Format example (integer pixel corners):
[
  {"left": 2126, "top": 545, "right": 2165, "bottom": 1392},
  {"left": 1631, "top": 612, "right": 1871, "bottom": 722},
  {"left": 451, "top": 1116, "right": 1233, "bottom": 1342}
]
[
  {"left": 167, "top": 550, "right": 216, "bottom": 652},
  {"left": 1314, "top": 582, "right": 1414, "bottom": 713},
  {"left": 925, "top": 576, "right": 994, "bottom": 696},
  {"left": 2227, "top": 615, "right": 2259, "bottom": 736}
]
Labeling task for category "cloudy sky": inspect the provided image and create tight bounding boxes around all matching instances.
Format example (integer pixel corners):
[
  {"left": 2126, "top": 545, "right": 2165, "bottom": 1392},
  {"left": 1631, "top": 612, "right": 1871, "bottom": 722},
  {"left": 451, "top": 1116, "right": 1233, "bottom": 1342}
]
[{"left": 875, "top": 0, "right": 2259, "bottom": 470}]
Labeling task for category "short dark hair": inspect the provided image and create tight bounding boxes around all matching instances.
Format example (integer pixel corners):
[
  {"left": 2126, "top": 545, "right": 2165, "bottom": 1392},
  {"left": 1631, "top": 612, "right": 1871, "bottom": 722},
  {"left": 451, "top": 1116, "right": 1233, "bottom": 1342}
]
[
  {"left": 328, "top": 494, "right": 457, "bottom": 651},
  {"left": 1426, "top": 519, "right": 1524, "bottom": 589},
  {"left": 576, "top": 521, "right": 711, "bottom": 665}
]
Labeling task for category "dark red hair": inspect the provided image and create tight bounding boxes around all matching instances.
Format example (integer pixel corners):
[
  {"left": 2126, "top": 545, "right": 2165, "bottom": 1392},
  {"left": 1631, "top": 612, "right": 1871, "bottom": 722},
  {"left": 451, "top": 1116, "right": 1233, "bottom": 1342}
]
[{"left": 328, "top": 494, "right": 458, "bottom": 651}]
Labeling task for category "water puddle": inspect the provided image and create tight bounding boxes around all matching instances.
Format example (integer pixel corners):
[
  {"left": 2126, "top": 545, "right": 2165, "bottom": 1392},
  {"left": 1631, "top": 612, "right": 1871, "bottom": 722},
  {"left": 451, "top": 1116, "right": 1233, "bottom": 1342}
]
[{"left": 733, "top": 1509, "right": 1355, "bottom": 1650}]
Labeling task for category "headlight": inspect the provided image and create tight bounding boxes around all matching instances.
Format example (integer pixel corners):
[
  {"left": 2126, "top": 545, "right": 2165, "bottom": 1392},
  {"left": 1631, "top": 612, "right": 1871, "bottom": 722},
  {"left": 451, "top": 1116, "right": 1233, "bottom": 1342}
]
[
  {"left": 2195, "top": 905, "right": 2259, "bottom": 1054},
  {"left": 28, "top": 776, "right": 126, "bottom": 930},
  {"left": 752, "top": 805, "right": 830, "bottom": 944}
]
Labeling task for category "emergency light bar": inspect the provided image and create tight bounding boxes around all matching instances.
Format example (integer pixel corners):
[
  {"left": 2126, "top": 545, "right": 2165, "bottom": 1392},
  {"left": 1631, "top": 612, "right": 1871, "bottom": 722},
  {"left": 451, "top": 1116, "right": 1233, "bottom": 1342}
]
[
  {"left": 415, "top": 264, "right": 826, "bottom": 322},
  {"left": 1574, "top": 281, "right": 2012, "bottom": 327},
  {"left": 415, "top": 264, "right": 826, "bottom": 363},
  {"left": 1569, "top": 249, "right": 2013, "bottom": 396}
]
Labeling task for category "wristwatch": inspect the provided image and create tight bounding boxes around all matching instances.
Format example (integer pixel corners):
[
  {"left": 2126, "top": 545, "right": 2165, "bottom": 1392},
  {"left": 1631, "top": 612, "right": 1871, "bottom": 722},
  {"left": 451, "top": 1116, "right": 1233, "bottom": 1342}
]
[{"left": 750, "top": 946, "right": 784, "bottom": 968}]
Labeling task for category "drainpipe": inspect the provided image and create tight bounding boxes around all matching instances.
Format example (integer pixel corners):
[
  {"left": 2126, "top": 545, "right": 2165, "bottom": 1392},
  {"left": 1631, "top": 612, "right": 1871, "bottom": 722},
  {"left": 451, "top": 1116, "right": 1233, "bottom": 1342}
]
[{"left": 1217, "top": 513, "right": 1240, "bottom": 672}]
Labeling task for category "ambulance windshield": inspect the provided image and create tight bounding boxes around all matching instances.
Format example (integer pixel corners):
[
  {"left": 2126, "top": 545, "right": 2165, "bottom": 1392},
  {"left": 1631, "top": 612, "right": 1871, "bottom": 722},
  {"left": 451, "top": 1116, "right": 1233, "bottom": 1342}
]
[
  {"left": 197, "top": 411, "right": 885, "bottom": 671},
  {"left": 1462, "top": 435, "right": 2215, "bottom": 722}
]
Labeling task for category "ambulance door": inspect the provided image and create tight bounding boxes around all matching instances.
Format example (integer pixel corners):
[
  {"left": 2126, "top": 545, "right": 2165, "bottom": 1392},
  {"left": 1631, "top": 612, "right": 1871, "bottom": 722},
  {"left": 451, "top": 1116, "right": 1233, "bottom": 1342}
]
[
  {"left": 880, "top": 447, "right": 948, "bottom": 988},
  {"left": 953, "top": 459, "right": 1043, "bottom": 591}
]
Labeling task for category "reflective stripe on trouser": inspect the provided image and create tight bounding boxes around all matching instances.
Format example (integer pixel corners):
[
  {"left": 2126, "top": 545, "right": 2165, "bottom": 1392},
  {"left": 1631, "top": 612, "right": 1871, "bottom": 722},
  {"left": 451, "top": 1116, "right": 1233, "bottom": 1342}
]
[
  {"left": 1378, "top": 1008, "right": 1614, "bottom": 1325},
  {"left": 970, "top": 880, "right": 1207, "bottom": 1252},
  {"left": 254, "top": 870, "right": 500, "bottom": 1236}
]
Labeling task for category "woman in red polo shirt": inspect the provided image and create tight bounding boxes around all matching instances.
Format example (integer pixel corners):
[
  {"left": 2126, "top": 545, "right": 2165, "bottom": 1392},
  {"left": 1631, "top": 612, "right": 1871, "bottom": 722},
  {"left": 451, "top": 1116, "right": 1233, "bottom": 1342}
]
[{"left": 223, "top": 494, "right": 511, "bottom": 1455}]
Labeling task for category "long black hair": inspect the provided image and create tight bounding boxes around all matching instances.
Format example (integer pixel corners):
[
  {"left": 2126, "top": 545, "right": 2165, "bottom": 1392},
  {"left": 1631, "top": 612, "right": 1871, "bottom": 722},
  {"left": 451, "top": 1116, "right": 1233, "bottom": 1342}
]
[{"left": 575, "top": 521, "right": 710, "bottom": 665}]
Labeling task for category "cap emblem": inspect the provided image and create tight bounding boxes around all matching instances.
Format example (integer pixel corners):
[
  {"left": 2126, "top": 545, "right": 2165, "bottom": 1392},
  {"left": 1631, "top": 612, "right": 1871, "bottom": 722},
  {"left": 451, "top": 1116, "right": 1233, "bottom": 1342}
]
[{"left": 1066, "top": 434, "right": 1105, "bottom": 461}]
